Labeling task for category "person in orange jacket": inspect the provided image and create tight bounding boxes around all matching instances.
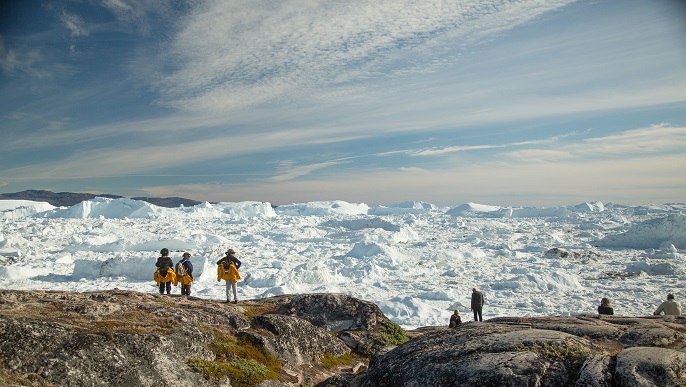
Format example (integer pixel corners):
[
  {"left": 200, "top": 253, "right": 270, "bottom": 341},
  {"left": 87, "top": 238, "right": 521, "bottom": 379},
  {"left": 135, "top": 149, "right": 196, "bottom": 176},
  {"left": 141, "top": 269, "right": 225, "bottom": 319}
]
[{"left": 217, "top": 249, "right": 241, "bottom": 303}]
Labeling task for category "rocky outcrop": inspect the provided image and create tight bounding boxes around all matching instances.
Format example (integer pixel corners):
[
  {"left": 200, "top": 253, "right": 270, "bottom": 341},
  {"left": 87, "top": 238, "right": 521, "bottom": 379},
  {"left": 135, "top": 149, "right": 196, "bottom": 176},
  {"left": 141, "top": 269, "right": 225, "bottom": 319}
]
[
  {"left": 359, "top": 315, "right": 686, "bottom": 387},
  {"left": 3, "top": 290, "right": 686, "bottom": 387},
  {"left": 0, "top": 290, "right": 379, "bottom": 387},
  {"left": 272, "top": 293, "right": 387, "bottom": 332},
  {"left": 249, "top": 314, "right": 351, "bottom": 367}
]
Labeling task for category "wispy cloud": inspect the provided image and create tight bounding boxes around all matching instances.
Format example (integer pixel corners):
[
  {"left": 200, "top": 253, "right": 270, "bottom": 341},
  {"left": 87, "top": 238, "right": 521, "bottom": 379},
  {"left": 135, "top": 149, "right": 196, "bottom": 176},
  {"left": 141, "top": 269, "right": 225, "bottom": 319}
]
[
  {"left": 505, "top": 124, "right": 686, "bottom": 163},
  {"left": 2, "top": 1, "right": 685, "bottom": 206},
  {"left": 138, "top": 151, "right": 686, "bottom": 206},
  {"left": 399, "top": 130, "right": 589, "bottom": 157},
  {"left": 270, "top": 160, "right": 344, "bottom": 182},
  {"left": 100, "top": 0, "right": 177, "bottom": 35},
  {"left": 155, "top": 0, "right": 575, "bottom": 112},
  {"left": 59, "top": 11, "right": 89, "bottom": 37},
  {"left": 0, "top": 121, "right": 369, "bottom": 180},
  {"left": 0, "top": 37, "right": 50, "bottom": 78}
]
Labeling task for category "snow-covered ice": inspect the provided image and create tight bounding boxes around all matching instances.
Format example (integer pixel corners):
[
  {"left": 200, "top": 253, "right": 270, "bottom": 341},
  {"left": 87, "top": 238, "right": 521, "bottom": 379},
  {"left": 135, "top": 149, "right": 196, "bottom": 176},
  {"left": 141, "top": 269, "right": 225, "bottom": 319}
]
[{"left": 1, "top": 197, "right": 684, "bottom": 329}]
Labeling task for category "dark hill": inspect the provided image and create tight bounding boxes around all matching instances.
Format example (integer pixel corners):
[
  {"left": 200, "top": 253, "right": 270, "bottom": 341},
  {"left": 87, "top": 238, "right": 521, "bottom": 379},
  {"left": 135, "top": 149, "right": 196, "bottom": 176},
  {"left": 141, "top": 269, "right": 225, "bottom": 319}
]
[
  {"left": 130, "top": 196, "right": 202, "bottom": 208},
  {"left": 0, "top": 190, "right": 201, "bottom": 208},
  {"left": 0, "top": 190, "right": 122, "bottom": 207}
]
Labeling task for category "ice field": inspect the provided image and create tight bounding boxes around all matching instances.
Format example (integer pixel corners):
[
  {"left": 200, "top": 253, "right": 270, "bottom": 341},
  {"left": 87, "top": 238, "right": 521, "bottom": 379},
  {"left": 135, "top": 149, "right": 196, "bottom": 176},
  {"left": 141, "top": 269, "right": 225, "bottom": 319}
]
[{"left": 1, "top": 197, "right": 684, "bottom": 329}]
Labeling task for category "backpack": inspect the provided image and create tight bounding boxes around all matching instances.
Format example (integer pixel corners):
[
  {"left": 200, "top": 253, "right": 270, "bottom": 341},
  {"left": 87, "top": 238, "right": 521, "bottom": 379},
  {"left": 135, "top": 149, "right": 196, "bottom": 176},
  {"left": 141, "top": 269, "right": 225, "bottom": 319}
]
[
  {"left": 158, "top": 266, "right": 170, "bottom": 278},
  {"left": 175, "top": 261, "right": 187, "bottom": 277},
  {"left": 222, "top": 260, "right": 231, "bottom": 272}
]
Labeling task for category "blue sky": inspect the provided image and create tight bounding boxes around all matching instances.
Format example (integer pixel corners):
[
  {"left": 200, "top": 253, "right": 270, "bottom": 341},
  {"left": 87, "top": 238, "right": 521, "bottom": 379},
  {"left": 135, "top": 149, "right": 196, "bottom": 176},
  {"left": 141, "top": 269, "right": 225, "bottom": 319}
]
[{"left": 1, "top": 0, "right": 685, "bottom": 206}]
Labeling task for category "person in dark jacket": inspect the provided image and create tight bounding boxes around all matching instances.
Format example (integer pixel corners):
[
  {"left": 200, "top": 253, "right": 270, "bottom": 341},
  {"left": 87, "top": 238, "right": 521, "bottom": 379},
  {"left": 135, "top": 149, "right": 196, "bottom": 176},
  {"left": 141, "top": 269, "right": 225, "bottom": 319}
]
[
  {"left": 597, "top": 297, "right": 614, "bottom": 315},
  {"left": 217, "top": 249, "right": 242, "bottom": 303},
  {"left": 176, "top": 252, "right": 194, "bottom": 296},
  {"left": 155, "top": 248, "right": 174, "bottom": 295},
  {"left": 449, "top": 310, "right": 462, "bottom": 328},
  {"left": 471, "top": 288, "right": 484, "bottom": 322}
]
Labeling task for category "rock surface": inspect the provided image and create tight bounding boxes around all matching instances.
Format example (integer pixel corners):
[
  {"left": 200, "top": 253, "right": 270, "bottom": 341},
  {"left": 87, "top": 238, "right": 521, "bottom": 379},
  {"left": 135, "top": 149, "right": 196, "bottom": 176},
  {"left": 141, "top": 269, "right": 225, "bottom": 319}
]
[
  {"left": 0, "top": 290, "right": 375, "bottom": 386},
  {"left": 359, "top": 315, "right": 686, "bottom": 387},
  {"left": 2, "top": 290, "right": 686, "bottom": 386}
]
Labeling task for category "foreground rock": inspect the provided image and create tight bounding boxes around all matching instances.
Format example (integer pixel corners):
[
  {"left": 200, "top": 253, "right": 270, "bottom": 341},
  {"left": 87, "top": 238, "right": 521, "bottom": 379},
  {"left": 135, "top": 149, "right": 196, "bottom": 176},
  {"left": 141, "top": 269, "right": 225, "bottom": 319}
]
[
  {"left": 0, "top": 290, "right": 396, "bottom": 386},
  {"left": 3, "top": 290, "right": 685, "bottom": 386},
  {"left": 359, "top": 315, "right": 686, "bottom": 386}
]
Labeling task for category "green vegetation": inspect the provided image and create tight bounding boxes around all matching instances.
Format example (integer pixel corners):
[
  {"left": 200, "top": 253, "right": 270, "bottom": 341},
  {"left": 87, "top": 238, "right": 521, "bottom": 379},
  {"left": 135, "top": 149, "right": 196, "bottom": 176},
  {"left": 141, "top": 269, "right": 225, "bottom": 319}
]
[
  {"left": 94, "top": 310, "right": 178, "bottom": 335},
  {"left": 515, "top": 342, "right": 592, "bottom": 371},
  {"left": 0, "top": 301, "right": 179, "bottom": 336},
  {"left": 241, "top": 303, "right": 277, "bottom": 317},
  {"left": 188, "top": 358, "right": 276, "bottom": 387},
  {"left": 189, "top": 327, "right": 280, "bottom": 386},
  {"left": 321, "top": 352, "right": 354, "bottom": 369},
  {"left": 152, "top": 297, "right": 177, "bottom": 307},
  {"left": 358, "top": 320, "right": 409, "bottom": 357}
]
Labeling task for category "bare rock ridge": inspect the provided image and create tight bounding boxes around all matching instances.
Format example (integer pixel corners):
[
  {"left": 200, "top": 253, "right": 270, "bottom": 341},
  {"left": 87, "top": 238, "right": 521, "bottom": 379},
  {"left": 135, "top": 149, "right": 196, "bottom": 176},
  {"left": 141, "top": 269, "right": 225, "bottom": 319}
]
[
  {"left": 1, "top": 290, "right": 685, "bottom": 387},
  {"left": 0, "top": 290, "right": 395, "bottom": 387},
  {"left": 361, "top": 315, "right": 686, "bottom": 387}
]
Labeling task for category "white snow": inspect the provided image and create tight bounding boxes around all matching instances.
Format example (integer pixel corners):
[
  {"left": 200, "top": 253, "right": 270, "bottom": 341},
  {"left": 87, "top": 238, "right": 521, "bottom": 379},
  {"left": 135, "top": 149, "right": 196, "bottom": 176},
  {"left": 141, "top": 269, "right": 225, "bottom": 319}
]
[
  {"left": 0, "top": 197, "right": 685, "bottom": 329},
  {"left": 1, "top": 200, "right": 55, "bottom": 219}
]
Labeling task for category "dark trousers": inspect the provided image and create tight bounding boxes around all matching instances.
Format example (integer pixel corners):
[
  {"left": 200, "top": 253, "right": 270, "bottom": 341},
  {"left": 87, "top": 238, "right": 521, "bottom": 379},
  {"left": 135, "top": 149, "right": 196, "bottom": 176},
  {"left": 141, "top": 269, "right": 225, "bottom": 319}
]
[
  {"left": 181, "top": 284, "right": 191, "bottom": 296},
  {"left": 159, "top": 281, "right": 171, "bottom": 294},
  {"left": 473, "top": 309, "right": 483, "bottom": 322}
]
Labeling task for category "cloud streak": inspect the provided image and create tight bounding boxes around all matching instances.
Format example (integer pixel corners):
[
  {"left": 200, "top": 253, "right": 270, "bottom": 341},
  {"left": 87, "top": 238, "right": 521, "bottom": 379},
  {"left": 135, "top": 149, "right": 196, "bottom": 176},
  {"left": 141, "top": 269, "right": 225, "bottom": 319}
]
[
  {"left": 406, "top": 130, "right": 589, "bottom": 157},
  {"left": 59, "top": 11, "right": 89, "bottom": 37},
  {"left": 140, "top": 151, "right": 686, "bottom": 206},
  {"left": 155, "top": 0, "right": 575, "bottom": 112},
  {"left": 505, "top": 124, "right": 686, "bottom": 163}
]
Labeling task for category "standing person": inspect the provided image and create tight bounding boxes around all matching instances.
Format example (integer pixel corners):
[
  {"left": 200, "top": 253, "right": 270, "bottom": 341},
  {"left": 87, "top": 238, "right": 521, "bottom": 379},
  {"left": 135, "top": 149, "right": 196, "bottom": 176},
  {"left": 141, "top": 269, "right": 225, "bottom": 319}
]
[
  {"left": 471, "top": 288, "right": 484, "bottom": 322},
  {"left": 449, "top": 310, "right": 462, "bottom": 328},
  {"left": 217, "top": 249, "right": 242, "bottom": 303},
  {"left": 653, "top": 293, "right": 682, "bottom": 316},
  {"left": 597, "top": 297, "right": 614, "bottom": 315},
  {"left": 176, "top": 252, "right": 194, "bottom": 296},
  {"left": 154, "top": 248, "right": 176, "bottom": 295}
]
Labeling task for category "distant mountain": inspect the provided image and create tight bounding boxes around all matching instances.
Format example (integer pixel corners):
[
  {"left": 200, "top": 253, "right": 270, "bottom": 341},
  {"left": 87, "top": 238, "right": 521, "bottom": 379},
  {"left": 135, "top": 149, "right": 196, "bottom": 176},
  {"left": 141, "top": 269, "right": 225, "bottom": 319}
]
[
  {"left": 0, "top": 190, "right": 201, "bottom": 208},
  {"left": 130, "top": 196, "right": 202, "bottom": 208}
]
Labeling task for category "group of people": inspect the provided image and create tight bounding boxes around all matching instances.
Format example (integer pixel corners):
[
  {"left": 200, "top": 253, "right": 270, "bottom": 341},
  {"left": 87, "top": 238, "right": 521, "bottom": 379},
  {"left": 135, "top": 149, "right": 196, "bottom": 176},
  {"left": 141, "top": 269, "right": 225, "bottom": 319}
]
[
  {"left": 153, "top": 252, "right": 683, "bottom": 318},
  {"left": 153, "top": 248, "right": 242, "bottom": 303},
  {"left": 153, "top": 248, "right": 193, "bottom": 295},
  {"left": 449, "top": 288, "right": 484, "bottom": 328},
  {"left": 596, "top": 294, "right": 682, "bottom": 316},
  {"left": 449, "top": 289, "right": 682, "bottom": 328}
]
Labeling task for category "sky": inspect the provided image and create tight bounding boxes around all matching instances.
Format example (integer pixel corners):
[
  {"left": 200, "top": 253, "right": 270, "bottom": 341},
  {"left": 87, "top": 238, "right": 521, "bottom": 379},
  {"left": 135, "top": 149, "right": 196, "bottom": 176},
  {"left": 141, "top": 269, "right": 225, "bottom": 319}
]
[{"left": 1, "top": 0, "right": 685, "bottom": 207}]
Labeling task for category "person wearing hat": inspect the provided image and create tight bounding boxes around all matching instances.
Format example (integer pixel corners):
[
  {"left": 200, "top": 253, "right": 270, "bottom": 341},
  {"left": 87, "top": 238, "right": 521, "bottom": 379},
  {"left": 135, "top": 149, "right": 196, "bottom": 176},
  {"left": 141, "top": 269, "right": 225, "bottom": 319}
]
[
  {"left": 176, "top": 252, "right": 194, "bottom": 296},
  {"left": 154, "top": 248, "right": 177, "bottom": 295},
  {"left": 449, "top": 310, "right": 462, "bottom": 328},
  {"left": 217, "top": 249, "right": 242, "bottom": 303},
  {"left": 653, "top": 293, "right": 682, "bottom": 316}
]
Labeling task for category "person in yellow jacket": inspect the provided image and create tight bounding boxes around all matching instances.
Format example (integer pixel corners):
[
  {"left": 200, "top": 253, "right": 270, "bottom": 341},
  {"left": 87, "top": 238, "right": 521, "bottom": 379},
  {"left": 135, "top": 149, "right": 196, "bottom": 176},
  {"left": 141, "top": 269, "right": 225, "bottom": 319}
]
[
  {"left": 175, "top": 252, "right": 194, "bottom": 296},
  {"left": 154, "top": 248, "right": 177, "bottom": 294},
  {"left": 217, "top": 249, "right": 241, "bottom": 303}
]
